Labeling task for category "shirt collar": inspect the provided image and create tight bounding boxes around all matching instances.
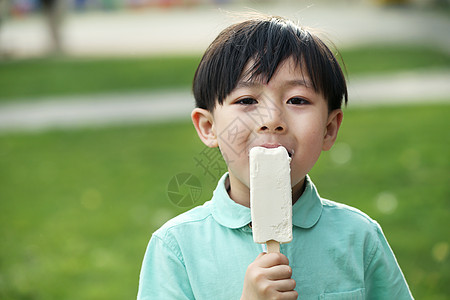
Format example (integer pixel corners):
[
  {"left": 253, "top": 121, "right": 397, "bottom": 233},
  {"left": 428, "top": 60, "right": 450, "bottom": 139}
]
[
  {"left": 211, "top": 173, "right": 252, "bottom": 229},
  {"left": 291, "top": 176, "right": 323, "bottom": 228},
  {"left": 210, "top": 173, "right": 323, "bottom": 229}
]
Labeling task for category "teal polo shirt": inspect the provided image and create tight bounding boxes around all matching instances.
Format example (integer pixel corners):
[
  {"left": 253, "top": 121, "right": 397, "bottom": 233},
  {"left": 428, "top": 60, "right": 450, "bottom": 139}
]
[{"left": 137, "top": 173, "right": 413, "bottom": 299}]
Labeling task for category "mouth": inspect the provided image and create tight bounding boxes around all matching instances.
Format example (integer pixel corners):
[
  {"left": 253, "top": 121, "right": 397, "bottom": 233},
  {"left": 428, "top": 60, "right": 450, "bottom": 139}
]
[
  {"left": 254, "top": 144, "right": 294, "bottom": 158},
  {"left": 287, "top": 149, "right": 294, "bottom": 158}
]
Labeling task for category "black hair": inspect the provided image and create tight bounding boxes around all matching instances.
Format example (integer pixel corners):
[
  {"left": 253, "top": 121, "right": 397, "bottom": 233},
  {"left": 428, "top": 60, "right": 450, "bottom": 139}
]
[{"left": 192, "top": 15, "right": 348, "bottom": 112}]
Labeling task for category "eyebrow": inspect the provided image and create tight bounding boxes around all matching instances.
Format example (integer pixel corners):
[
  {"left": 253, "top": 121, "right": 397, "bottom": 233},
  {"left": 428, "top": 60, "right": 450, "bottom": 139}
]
[
  {"left": 235, "top": 79, "right": 313, "bottom": 90},
  {"left": 285, "top": 79, "right": 313, "bottom": 88}
]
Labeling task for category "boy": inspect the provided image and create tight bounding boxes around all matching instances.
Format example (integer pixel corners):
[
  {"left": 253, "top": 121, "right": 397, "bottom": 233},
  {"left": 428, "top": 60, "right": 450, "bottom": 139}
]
[{"left": 137, "top": 15, "right": 413, "bottom": 299}]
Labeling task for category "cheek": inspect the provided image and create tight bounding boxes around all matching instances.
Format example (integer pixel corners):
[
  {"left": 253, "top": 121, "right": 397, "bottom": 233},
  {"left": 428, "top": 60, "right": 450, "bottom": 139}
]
[
  {"left": 216, "top": 121, "right": 254, "bottom": 166},
  {"left": 297, "top": 118, "right": 326, "bottom": 145},
  {"left": 291, "top": 120, "right": 326, "bottom": 171}
]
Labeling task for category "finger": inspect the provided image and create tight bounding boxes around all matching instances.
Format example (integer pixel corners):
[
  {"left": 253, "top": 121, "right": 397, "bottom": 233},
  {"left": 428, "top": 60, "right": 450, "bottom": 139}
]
[
  {"left": 277, "top": 290, "right": 299, "bottom": 300},
  {"left": 249, "top": 252, "right": 267, "bottom": 267},
  {"left": 257, "top": 252, "right": 290, "bottom": 268},
  {"left": 266, "top": 264, "right": 293, "bottom": 280},
  {"left": 273, "top": 278, "right": 296, "bottom": 292}
]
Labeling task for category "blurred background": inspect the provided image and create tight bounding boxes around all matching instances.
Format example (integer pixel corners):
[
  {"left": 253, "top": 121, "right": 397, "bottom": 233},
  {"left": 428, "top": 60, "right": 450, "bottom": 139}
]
[{"left": 0, "top": 0, "right": 449, "bottom": 299}]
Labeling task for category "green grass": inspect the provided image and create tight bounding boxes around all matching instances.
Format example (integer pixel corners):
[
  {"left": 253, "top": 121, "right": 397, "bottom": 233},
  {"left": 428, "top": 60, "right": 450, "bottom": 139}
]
[
  {"left": 0, "top": 44, "right": 449, "bottom": 102},
  {"left": 340, "top": 44, "right": 450, "bottom": 75},
  {"left": 0, "top": 103, "right": 448, "bottom": 299},
  {"left": 0, "top": 55, "right": 201, "bottom": 101}
]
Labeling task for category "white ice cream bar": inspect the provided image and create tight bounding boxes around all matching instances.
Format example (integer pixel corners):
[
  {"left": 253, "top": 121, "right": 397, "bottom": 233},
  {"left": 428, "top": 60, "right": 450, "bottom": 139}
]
[{"left": 249, "top": 146, "right": 293, "bottom": 245}]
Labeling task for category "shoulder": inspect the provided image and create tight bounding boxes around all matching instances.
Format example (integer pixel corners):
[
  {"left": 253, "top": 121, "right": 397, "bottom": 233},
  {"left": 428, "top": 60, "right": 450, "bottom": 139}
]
[
  {"left": 148, "top": 201, "right": 217, "bottom": 264},
  {"left": 321, "top": 198, "right": 376, "bottom": 223},
  {"left": 152, "top": 201, "right": 214, "bottom": 240},
  {"left": 319, "top": 198, "right": 390, "bottom": 264},
  {"left": 320, "top": 198, "right": 381, "bottom": 233}
]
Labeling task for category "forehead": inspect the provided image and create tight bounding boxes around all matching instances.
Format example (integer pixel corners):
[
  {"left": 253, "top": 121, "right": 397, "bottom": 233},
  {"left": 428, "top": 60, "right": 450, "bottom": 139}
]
[{"left": 237, "top": 56, "right": 313, "bottom": 88}]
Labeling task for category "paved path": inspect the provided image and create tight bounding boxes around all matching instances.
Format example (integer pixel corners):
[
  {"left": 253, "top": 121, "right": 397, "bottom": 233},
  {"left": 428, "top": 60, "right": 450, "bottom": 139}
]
[
  {"left": 0, "top": 2, "right": 449, "bottom": 133},
  {"left": 1, "top": 1, "right": 450, "bottom": 57},
  {"left": 0, "top": 70, "right": 448, "bottom": 133}
]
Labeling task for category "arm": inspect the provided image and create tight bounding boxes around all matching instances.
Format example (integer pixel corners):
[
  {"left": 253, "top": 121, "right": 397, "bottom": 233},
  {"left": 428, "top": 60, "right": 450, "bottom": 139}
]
[
  {"left": 137, "top": 235, "right": 194, "bottom": 300},
  {"left": 364, "top": 223, "right": 414, "bottom": 300}
]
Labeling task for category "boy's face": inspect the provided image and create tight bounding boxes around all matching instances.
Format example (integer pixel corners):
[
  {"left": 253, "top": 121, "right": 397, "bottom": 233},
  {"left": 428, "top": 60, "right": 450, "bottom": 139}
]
[{"left": 192, "top": 57, "right": 342, "bottom": 205}]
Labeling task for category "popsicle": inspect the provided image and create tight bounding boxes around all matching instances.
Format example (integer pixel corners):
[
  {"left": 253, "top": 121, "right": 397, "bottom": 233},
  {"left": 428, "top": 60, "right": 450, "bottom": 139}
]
[{"left": 249, "top": 146, "right": 293, "bottom": 253}]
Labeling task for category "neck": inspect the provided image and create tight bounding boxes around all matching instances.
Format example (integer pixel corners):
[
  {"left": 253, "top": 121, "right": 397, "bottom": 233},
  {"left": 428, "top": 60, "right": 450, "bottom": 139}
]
[
  {"left": 291, "top": 177, "right": 307, "bottom": 205},
  {"left": 226, "top": 173, "right": 251, "bottom": 207}
]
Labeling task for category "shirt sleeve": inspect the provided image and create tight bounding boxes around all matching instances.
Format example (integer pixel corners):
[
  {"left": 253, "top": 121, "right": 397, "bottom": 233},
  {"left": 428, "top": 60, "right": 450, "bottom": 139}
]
[
  {"left": 137, "top": 234, "right": 194, "bottom": 300},
  {"left": 364, "top": 222, "right": 414, "bottom": 300}
]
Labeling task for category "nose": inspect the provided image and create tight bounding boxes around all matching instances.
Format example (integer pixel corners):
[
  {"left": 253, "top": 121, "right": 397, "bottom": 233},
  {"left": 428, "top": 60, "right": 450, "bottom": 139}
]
[
  {"left": 258, "top": 111, "right": 286, "bottom": 134},
  {"left": 259, "top": 123, "right": 285, "bottom": 133}
]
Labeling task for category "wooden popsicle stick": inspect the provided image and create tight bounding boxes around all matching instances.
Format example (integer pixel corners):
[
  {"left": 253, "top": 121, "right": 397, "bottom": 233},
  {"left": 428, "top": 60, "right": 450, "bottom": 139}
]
[{"left": 266, "top": 240, "right": 280, "bottom": 253}]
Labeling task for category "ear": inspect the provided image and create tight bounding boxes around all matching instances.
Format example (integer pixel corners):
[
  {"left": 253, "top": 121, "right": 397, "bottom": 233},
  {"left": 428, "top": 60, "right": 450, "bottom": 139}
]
[
  {"left": 191, "top": 108, "right": 218, "bottom": 148},
  {"left": 322, "top": 109, "right": 343, "bottom": 151}
]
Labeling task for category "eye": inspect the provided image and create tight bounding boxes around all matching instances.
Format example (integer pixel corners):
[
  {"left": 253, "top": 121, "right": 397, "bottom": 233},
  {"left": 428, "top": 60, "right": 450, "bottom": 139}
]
[
  {"left": 235, "top": 98, "right": 258, "bottom": 105},
  {"left": 287, "top": 97, "right": 310, "bottom": 105}
]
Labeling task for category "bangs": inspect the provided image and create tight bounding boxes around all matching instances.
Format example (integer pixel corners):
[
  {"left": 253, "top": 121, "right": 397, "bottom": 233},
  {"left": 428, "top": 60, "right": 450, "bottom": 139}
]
[
  {"left": 193, "top": 16, "right": 348, "bottom": 112},
  {"left": 242, "top": 18, "right": 310, "bottom": 85}
]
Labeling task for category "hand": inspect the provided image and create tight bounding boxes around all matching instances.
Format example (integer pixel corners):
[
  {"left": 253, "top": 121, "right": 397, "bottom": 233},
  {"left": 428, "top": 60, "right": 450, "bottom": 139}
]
[{"left": 241, "top": 252, "right": 298, "bottom": 300}]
